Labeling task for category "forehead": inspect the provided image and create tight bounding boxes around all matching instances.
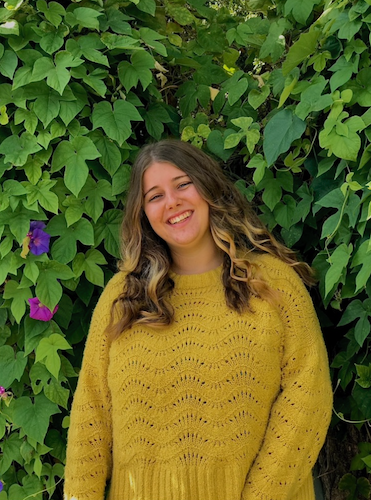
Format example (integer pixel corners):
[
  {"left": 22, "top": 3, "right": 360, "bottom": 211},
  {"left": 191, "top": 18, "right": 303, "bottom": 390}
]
[{"left": 142, "top": 161, "right": 187, "bottom": 189}]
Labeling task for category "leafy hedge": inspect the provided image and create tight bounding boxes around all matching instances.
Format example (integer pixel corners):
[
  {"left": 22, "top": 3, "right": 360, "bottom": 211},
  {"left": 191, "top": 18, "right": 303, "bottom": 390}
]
[{"left": 0, "top": 0, "right": 371, "bottom": 498}]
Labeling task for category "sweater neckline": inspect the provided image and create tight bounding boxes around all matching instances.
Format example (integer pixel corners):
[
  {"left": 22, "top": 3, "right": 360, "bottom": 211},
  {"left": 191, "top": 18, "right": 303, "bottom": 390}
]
[{"left": 169, "top": 264, "right": 223, "bottom": 290}]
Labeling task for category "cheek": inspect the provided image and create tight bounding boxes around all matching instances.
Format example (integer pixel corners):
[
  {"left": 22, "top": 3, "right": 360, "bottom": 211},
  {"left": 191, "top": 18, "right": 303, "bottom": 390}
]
[{"left": 144, "top": 206, "right": 160, "bottom": 228}]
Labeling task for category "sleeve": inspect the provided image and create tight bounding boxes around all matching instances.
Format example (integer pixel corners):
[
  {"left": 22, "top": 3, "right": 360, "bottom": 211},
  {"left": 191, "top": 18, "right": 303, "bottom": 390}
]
[
  {"left": 242, "top": 257, "right": 333, "bottom": 500},
  {"left": 63, "top": 273, "right": 124, "bottom": 500}
]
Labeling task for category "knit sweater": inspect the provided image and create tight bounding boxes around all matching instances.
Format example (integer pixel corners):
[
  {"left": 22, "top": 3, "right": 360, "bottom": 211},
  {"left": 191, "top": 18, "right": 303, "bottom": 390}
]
[{"left": 64, "top": 254, "right": 333, "bottom": 500}]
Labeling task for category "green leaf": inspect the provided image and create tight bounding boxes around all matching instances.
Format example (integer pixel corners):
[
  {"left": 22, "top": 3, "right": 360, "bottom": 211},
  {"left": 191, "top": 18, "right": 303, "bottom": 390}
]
[
  {"left": 353, "top": 383, "right": 371, "bottom": 420},
  {"left": 0, "top": 19, "right": 19, "bottom": 36},
  {"left": 263, "top": 109, "right": 306, "bottom": 166},
  {"left": 224, "top": 132, "right": 244, "bottom": 149},
  {"left": 51, "top": 137, "right": 100, "bottom": 196},
  {"left": 72, "top": 249, "right": 107, "bottom": 287},
  {"left": 100, "top": 33, "right": 140, "bottom": 51},
  {"left": 282, "top": 29, "right": 320, "bottom": 75},
  {"left": 94, "top": 209, "right": 122, "bottom": 258},
  {"left": 351, "top": 240, "right": 371, "bottom": 292},
  {"left": 30, "top": 361, "right": 53, "bottom": 395},
  {"left": 355, "top": 363, "right": 371, "bottom": 389},
  {"left": 139, "top": 28, "right": 167, "bottom": 56},
  {"left": 339, "top": 18, "right": 363, "bottom": 41},
  {"left": 70, "top": 66, "right": 107, "bottom": 96},
  {"left": 137, "top": 0, "right": 156, "bottom": 15},
  {"left": 247, "top": 154, "right": 268, "bottom": 186},
  {"left": 33, "top": 90, "right": 60, "bottom": 128},
  {"left": 44, "top": 432, "right": 66, "bottom": 463},
  {"left": 339, "top": 473, "right": 371, "bottom": 499},
  {"left": 103, "top": 8, "right": 132, "bottom": 35},
  {"left": 319, "top": 115, "right": 365, "bottom": 162},
  {"left": 80, "top": 178, "right": 115, "bottom": 223},
  {"left": 66, "top": 7, "right": 103, "bottom": 30},
  {"left": 47, "top": 215, "right": 94, "bottom": 264},
  {"left": 39, "top": 32, "right": 64, "bottom": 55},
  {"left": 0, "top": 345, "right": 27, "bottom": 387},
  {"left": 44, "top": 377, "right": 69, "bottom": 409},
  {"left": 207, "top": 130, "right": 234, "bottom": 162},
  {"left": 227, "top": 77, "right": 248, "bottom": 106},
  {"left": 259, "top": 19, "right": 288, "bottom": 62},
  {"left": 316, "top": 187, "right": 344, "bottom": 210},
  {"left": 0, "top": 49, "right": 17, "bottom": 79},
  {"left": 348, "top": 68, "right": 371, "bottom": 107},
  {"left": 177, "top": 81, "right": 210, "bottom": 116},
  {"left": 38, "top": 1, "right": 66, "bottom": 27},
  {"left": 14, "top": 107, "right": 38, "bottom": 134},
  {"left": 118, "top": 50, "right": 155, "bottom": 91},
  {"left": 67, "top": 34, "right": 109, "bottom": 67},
  {"left": 3, "top": 280, "right": 32, "bottom": 323},
  {"left": 24, "top": 318, "right": 50, "bottom": 357},
  {"left": 325, "top": 243, "right": 352, "bottom": 296},
  {"left": 256, "top": 169, "right": 291, "bottom": 211},
  {"left": 284, "top": 0, "right": 320, "bottom": 24},
  {"left": 36, "top": 260, "right": 75, "bottom": 310},
  {"left": 143, "top": 103, "right": 172, "bottom": 141},
  {"left": 295, "top": 76, "right": 333, "bottom": 120},
  {"left": 0, "top": 433, "right": 23, "bottom": 475},
  {"left": 13, "top": 394, "right": 60, "bottom": 444},
  {"left": 329, "top": 55, "right": 358, "bottom": 92},
  {"left": 46, "top": 63, "right": 70, "bottom": 95},
  {"left": 92, "top": 100, "right": 143, "bottom": 146},
  {"left": 112, "top": 163, "right": 132, "bottom": 196},
  {"left": 24, "top": 179, "right": 58, "bottom": 214},
  {"left": 354, "top": 313, "right": 371, "bottom": 347},
  {"left": 166, "top": 4, "right": 195, "bottom": 25},
  {"left": 57, "top": 88, "right": 85, "bottom": 127},
  {"left": 273, "top": 195, "right": 297, "bottom": 230},
  {"left": 248, "top": 85, "right": 270, "bottom": 109},
  {"left": 63, "top": 196, "right": 84, "bottom": 227},
  {"left": 0, "top": 205, "right": 38, "bottom": 244},
  {"left": 0, "top": 132, "right": 42, "bottom": 166},
  {"left": 8, "top": 475, "right": 44, "bottom": 500},
  {"left": 36, "top": 333, "right": 71, "bottom": 379}
]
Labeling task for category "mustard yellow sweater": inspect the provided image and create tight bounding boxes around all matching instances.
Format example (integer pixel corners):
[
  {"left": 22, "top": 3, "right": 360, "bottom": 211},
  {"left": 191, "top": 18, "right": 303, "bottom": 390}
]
[{"left": 64, "top": 254, "right": 333, "bottom": 500}]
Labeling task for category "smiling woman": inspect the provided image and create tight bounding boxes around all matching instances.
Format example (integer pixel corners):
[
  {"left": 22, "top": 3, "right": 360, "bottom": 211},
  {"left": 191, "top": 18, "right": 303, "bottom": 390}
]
[
  {"left": 63, "top": 140, "right": 333, "bottom": 500},
  {"left": 142, "top": 161, "right": 218, "bottom": 274}
]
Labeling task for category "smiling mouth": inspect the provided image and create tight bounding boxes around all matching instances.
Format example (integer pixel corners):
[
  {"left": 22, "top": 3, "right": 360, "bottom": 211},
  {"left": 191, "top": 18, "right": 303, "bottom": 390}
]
[{"left": 168, "top": 211, "right": 192, "bottom": 225}]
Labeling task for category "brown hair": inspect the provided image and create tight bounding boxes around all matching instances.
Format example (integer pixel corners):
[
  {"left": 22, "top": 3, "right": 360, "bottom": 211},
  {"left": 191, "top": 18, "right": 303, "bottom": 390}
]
[{"left": 109, "top": 139, "right": 314, "bottom": 336}]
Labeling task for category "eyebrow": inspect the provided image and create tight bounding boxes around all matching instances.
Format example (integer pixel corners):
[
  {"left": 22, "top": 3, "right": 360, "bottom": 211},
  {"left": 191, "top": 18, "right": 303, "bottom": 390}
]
[{"left": 143, "top": 174, "right": 190, "bottom": 198}]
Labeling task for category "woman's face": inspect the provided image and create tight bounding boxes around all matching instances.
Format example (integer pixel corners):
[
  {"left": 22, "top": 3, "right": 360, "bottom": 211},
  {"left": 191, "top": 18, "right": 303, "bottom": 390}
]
[{"left": 142, "top": 161, "right": 214, "bottom": 256}]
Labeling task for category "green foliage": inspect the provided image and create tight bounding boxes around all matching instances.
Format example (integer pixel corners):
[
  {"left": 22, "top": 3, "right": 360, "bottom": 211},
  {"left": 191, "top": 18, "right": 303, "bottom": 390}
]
[{"left": 0, "top": 0, "right": 371, "bottom": 497}]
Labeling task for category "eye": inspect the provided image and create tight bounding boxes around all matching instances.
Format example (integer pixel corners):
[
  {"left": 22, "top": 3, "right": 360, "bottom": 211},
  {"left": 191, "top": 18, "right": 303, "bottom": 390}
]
[
  {"left": 148, "top": 193, "right": 162, "bottom": 202},
  {"left": 178, "top": 181, "right": 193, "bottom": 189}
]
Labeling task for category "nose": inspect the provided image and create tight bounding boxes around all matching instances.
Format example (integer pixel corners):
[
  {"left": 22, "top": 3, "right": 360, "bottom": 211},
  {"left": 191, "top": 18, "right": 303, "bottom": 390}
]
[{"left": 165, "top": 190, "right": 181, "bottom": 210}]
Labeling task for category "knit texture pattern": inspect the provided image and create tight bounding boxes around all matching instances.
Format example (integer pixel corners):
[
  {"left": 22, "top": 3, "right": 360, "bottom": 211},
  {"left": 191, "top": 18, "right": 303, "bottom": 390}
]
[{"left": 64, "top": 254, "right": 333, "bottom": 500}]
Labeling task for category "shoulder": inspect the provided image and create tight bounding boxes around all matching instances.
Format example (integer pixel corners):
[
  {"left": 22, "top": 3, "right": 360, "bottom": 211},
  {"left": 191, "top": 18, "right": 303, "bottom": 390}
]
[
  {"left": 249, "top": 252, "right": 309, "bottom": 295},
  {"left": 250, "top": 254, "right": 322, "bottom": 337}
]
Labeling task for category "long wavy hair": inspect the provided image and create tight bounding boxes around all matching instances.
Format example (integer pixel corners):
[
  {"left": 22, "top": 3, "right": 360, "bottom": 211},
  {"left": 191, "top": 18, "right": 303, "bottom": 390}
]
[{"left": 109, "top": 139, "right": 314, "bottom": 336}]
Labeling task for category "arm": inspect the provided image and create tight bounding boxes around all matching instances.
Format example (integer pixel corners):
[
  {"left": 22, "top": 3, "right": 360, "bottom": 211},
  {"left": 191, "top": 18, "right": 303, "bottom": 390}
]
[
  {"left": 64, "top": 273, "right": 124, "bottom": 500},
  {"left": 242, "top": 256, "right": 333, "bottom": 500}
]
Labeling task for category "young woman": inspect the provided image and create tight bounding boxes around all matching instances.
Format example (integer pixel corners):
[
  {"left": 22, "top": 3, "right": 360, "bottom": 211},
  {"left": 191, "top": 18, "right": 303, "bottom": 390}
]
[{"left": 64, "top": 140, "right": 333, "bottom": 500}]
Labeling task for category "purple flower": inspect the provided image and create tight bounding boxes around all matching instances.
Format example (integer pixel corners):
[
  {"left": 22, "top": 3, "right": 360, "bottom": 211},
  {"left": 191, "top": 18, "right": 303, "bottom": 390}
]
[
  {"left": 0, "top": 387, "right": 5, "bottom": 395},
  {"left": 0, "top": 480, "right": 3, "bottom": 492},
  {"left": 29, "top": 222, "right": 50, "bottom": 256},
  {"left": 21, "top": 221, "right": 50, "bottom": 258},
  {"left": 28, "top": 298, "right": 58, "bottom": 322}
]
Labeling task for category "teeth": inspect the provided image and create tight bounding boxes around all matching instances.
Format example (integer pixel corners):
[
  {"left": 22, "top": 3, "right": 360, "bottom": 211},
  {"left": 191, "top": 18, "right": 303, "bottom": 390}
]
[{"left": 169, "top": 211, "right": 192, "bottom": 224}]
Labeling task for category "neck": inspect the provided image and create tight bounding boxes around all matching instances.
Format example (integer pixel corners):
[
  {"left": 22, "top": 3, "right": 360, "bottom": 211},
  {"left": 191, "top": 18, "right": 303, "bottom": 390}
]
[{"left": 170, "top": 246, "right": 223, "bottom": 275}]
